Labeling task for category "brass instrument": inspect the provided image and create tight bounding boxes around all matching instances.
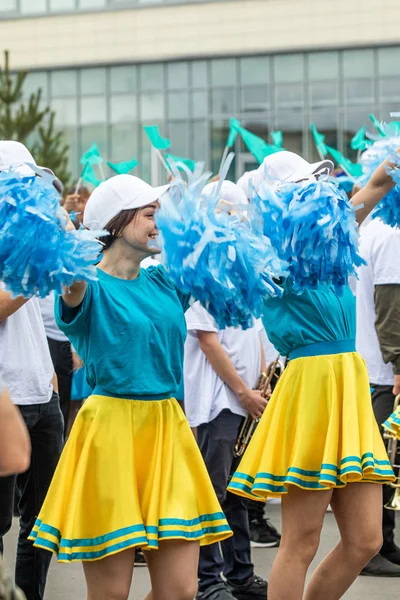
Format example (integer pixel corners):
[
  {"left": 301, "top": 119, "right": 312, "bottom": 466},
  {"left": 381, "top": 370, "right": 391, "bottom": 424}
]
[
  {"left": 383, "top": 394, "right": 400, "bottom": 510},
  {"left": 234, "top": 356, "right": 284, "bottom": 458}
]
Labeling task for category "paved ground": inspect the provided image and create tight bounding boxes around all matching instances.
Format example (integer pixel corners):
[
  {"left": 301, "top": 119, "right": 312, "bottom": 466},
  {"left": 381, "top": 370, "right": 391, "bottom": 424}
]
[{"left": 2, "top": 503, "right": 399, "bottom": 599}]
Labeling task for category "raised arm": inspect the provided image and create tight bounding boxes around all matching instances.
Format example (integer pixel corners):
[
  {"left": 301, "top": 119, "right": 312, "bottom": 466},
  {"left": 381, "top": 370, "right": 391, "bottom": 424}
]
[
  {"left": 0, "top": 289, "right": 29, "bottom": 322},
  {"left": 352, "top": 153, "right": 399, "bottom": 225}
]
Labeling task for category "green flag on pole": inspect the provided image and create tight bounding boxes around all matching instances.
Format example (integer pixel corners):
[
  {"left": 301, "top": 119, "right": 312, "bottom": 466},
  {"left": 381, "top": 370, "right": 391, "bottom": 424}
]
[
  {"left": 350, "top": 127, "right": 370, "bottom": 152},
  {"left": 227, "top": 117, "right": 241, "bottom": 148},
  {"left": 144, "top": 125, "right": 171, "bottom": 150},
  {"left": 310, "top": 124, "right": 328, "bottom": 158},
  {"left": 236, "top": 125, "right": 281, "bottom": 164},
  {"left": 165, "top": 154, "right": 196, "bottom": 172},
  {"left": 81, "top": 162, "right": 103, "bottom": 187},
  {"left": 270, "top": 130, "right": 283, "bottom": 148},
  {"left": 79, "top": 143, "right": 103, "bottom": 166},
  {"left": 326, "top": 146, "right": 363, "bottom": 178},
  {"left": 369, "top": 114, "right": 386, "bottom": 137},
  {"left": 107, "top": 158, "right": 139, "bottom": 175}
]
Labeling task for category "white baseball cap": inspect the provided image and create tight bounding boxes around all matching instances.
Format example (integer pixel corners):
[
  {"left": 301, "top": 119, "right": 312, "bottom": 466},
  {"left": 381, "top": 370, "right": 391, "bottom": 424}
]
[
  {"left": 258, "top": 151, "right": 334, "bottom": 183},
  {"left": 0, "top": 140, "right": 64, "bottom": 194},
  {"left": 84, "top": 174, "right": 169, "bottom": 230},
  {"left": 236, "top": 170, "right": 258, "bottom": 199},
  {"left": 202, "top": 180, "right": 249, "bottom": 206}
]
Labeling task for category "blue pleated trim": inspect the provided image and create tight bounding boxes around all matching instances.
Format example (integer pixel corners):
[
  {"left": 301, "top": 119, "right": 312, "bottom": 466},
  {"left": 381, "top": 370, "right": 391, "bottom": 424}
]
[
  {"left": 30, "top": 512, "right": 231, "bottom": 561},
  {"left": 229, "top": 453, "right": 394, "bottom": 496}
]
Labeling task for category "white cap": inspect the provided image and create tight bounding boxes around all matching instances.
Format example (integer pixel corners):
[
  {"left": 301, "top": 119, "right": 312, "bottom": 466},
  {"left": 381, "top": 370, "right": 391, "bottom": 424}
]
[
  {"left": 84, "top": 174, "right": 169, "bottom": 230},
  {"left": 0, "top": 140, "right": 64, "bottom": 194},
  {"left": 257, "top": 151, "right": 334, "bottom": 183},
  {"left": 236, "top": 170, "right": 258, "bottom": 199},
  {"left": 202, "top": 180, "right": 249, "bottom": 205}
]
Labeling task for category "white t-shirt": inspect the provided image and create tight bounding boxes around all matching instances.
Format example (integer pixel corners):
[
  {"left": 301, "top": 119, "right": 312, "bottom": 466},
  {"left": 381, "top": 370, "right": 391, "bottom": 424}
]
[
  {"left": 39, "top": 294, "right": 69, "bottom": 342},
  {"left": 356, "top": 218, "right": 400, "bottom": 385},
  {"left": 0, "top": 291, "right": 54, "bottom": 405},
  {"left": 184, "top": 302, "right": 263, "bottom": 427}
]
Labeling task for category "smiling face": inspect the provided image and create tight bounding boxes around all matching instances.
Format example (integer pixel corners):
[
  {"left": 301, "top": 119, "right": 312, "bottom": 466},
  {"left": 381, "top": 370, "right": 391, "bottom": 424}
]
[{"left": 120, "top": 201, "right": 161, "bottom": 256}]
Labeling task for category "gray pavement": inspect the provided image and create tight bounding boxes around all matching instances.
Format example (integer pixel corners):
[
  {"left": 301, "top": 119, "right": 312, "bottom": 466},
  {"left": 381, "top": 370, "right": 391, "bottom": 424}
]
[{"left": 2, "top": 503, "right": 399, "bottom": 599}]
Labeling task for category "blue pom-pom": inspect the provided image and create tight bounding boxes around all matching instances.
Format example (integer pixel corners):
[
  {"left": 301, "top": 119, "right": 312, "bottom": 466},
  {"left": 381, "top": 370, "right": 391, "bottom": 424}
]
[
  {"left": 156, "top": 162, "right": 287, "bottom": 329},
  {"left": 0, "top": 169, "right": 104, "bottom": 297},
  {"left": 251, "top": 176, "right": 365, "bottom": 294}
]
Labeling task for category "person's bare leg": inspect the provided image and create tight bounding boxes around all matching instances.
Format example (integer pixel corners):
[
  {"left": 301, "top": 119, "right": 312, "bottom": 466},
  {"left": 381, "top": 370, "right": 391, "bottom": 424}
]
[
  {"left": 304, "top": 483, "right": 382, "bottom": 600},
  {"left": 268, "top": 486, "right": 332, "bottom": 600},
  {"left": 83, "top": 548, "right": 135, "bottom": 600},
  {"left": 143, "top": 539, "right": 199, "bottom": 600}
]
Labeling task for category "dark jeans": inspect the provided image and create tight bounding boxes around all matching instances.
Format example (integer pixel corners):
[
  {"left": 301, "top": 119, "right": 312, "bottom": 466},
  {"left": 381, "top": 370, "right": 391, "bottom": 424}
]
[
  {"left": 371, "top": 384, "right": 398, "bottom": 553},
  {"left": 0, "top": 392, "right": 64, "bottom": 600},
  {"left": 197, "top": 410, "right": 254, "bottom": 591},
  {"left": 47, "top": 337, "right": 72, "bottom": 436}
]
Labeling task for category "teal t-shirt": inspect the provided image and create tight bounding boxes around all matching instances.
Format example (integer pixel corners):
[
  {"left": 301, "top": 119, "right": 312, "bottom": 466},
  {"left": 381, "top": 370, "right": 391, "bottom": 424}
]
[
  {"left": 55, "top": 266, "right": 189, "bottom": 399},
  {"left": 262, "top": 282, "right": 356, "bottom": 358}
]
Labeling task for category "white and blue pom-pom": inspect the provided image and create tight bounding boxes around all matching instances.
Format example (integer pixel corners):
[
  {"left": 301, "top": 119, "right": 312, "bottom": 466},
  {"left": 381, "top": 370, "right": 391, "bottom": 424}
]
[
  {"left": 0, "top": 169, "right": 104, "bottom": 298},
  {"left": 156, "top": 161, "right": 286, "bottom": 329},
  {"left": 252, "top": 176, "right": 365, "bottom": 294}
]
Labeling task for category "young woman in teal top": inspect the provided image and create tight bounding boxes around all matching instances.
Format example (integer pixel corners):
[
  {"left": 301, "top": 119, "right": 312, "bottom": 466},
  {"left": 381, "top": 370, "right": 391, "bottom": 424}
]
[
  {"left": 228, "top": 151, "right": 398, "bottom": 600},
  {"left": 29, "top": 175, "right": 232, "bottom": 600}
]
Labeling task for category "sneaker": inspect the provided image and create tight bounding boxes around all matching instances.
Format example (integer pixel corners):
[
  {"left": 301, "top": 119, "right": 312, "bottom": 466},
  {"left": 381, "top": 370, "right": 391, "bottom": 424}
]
[
  {"left": 196, "top": 582, "right": 236, "bottom": 599},
  {"left": 228, "top": 575, "right": 268, "bottom": 599},
  {"left": 360, "top": 554, "right": 400, "bottom": 577},
  {"left": 134, "top": 548, "right": 147, "bottom": 567},
  {"left": 249, "top": 518, "right": 280, "bottom": 548},
  {"left": 381, "top": 545, "right": 400, "bottom": 566}
]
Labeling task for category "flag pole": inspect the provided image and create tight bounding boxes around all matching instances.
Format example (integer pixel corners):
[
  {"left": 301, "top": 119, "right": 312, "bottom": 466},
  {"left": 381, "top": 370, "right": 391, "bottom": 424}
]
[
  {"left": 154, "top": 148, "right": 171, "bottom": 175},
  {"left": 74, "top": 177, "right": 82, "bottom": 196},
  {"left": 218, "top": 145, "right": 230, "bottom": 175}
]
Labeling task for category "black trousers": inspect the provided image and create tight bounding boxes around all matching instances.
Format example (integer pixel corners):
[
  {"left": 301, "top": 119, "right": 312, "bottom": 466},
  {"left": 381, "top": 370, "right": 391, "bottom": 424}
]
[
  {"left": 371, "top": 384, "right": 399, "bottom": 553},
  {"left": 0, "top": 393, "right": 64, "bottom": 600},
  {"left": 197, "top": 410, "right": 254, "bottom": 591},
  {"left": 47, "top": 337, "right": 72, "bottom": 436}
]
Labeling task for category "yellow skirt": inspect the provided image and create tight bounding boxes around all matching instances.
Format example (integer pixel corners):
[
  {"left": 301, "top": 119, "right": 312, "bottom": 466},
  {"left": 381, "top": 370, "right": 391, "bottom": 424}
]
[
  {"left": 29, "top": 395, "right": 232, "bottom": 562},
  {"left": 383, "top": 407, "right": 400, "bottom": 439},
  {"left": 228, "top": 352, "right": 395, "bottom": 500}
]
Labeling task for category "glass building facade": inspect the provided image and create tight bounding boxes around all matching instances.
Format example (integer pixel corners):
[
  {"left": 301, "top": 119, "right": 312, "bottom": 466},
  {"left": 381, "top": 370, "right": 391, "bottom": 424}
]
[{"left": 20, "top": 45, "right": 400, "bottom": 181}]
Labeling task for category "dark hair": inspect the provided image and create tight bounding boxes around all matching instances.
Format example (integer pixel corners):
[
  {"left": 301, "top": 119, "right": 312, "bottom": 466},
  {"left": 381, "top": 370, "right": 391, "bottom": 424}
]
[
  {"left": 100, "top": 209, "right": 138, "bottom": 250},
  {"left": 65, "top": 186, "right": 90, "bottom": 198}
]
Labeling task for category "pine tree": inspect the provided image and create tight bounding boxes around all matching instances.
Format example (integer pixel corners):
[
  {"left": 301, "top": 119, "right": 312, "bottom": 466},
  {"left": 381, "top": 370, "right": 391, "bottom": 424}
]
[{"left": 0, "top": 50, "right": 71, "bottom": 188}]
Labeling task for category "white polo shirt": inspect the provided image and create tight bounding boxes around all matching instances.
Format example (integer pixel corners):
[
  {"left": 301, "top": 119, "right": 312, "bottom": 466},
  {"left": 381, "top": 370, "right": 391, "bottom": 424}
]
[
  {"left": 184, "top": 301, "right": 263, "bottom": 427},
  {"left": 356, "top": 218, "right": 400, "bottom": 385}
]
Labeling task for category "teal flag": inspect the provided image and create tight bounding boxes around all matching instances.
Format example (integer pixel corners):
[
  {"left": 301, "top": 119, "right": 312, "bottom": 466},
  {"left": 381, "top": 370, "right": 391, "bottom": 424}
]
[
  {"left": 236, "top": 125, "right": 281, "bottom": 164},
  {"left": 326, "top": 146, "right": 363, "bottom": 178},
  {"left": 369, "top": 114, "right": 386, "bottom": 137},
  {"left": 165, "top": 153, "right": 196, "bottom": 171},
  {"left": 270, "top": 130, "right": 283, "bottom": 148},
  {"left": 310, "top": 124, "right": 328, "bottom": 157},
  {"left": 350, "top": 127, "right": 370, "bottom": 152},
  {"left": 80, "top": 143, "right": 103, "bottom": 166},
  {"left": 81, "top": 162, "right": 102, "bottom": 187},
  {"left": 144, "top": 125, "right": 171, "bottom": 150},
  {"left": 107, "top": 158, "right": 139, "bottom": 174},
  {"left": 227, "top": 117, "right": 241, "bottom": 148}
]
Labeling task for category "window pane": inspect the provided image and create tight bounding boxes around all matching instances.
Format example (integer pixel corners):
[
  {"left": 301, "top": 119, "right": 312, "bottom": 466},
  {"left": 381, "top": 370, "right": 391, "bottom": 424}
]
[
  {"left": 110, "top": 123, "right": 139, "bottom": 164},
  {"left": 211, "top": 59, "right": 237, "bottom": 87},
  {"left": 241, "top": 85, "right": 269, "bottom": 113},
  {"left": 191, "top": 121, "right": 208, "bottom": 163},
  {"left": 79, "top": 0, "right": 106, "bottom": 8},
  {"left": 276, "top": 112, "right": 304, "bottom": 155},
  {"left": 140, "top": 64, "right": 163, "bottom": 92},
  {"left": 168, "top": 92, "right": 188, "bottom": 120},
  {"left": 20, "top": 0, "right": 46, "bottom": 13},
  {"left": 211, "top": 88, "right": 235, "bottom": 115},
  {"left": 378, "top": 47, "right": 400, "bottom": 76},
  {"left": 51, "top": 70, "right": 77, "bottom": 97},
  {"left": 344, "top": 79, "right": 374, "bottom": 105},
  {"left": 308, "top": 52, "right": 339, "bottom": 80},
  {"left": 0, "top": 0, "right": 17, "bottom": 11},
  {"left": 274, "top": 54, "right": 304, "bottom": 82},
  {"left": 50, "top": 0, "right": 75, "bottom": 10},
  {"left": 80, "top": 97, "right": 106, "bottom": 125},
  {"left": 80, "top": 68, "right": 106, "bottom": 95},
  {"left": 309, "top": 82, "right": 337, "bottom": 108},
  {"left": 211, "top": 121, "right": 229, "bottom": 174},
  {"left": 110, "top": 95, "right": 137, "bottom": 124},
  {"left": 192, "top": 90, "right": 208, "bottom": 118},
  {"left": 240, "top": 57, "right": 270, "bottom": 85},
  {"left": 140, "top": 93, "right": 164, "bottom": 120},
  {"left": 167, "top": 121, "right": 188, "bottom": 156},
  {"left": 167, "top": 62, "right": 189, "bottom": 90},
  {"left": 110, "top": 66, "right": 137, "bottom": 93},
  {"left": 23, "top": 72, "right": 48, "bottom": 101},
  {"left": 343, "top": 49, "right": 374, "bottom": 78},
  {"left": 275, "top": 83, "right": 303, "bottom": 108},
  {"left": 192, "top": 61, "right": 208, "bottom": 88},
  {"left": 379, "top": 78, "right": 400, "bottom": 100},
  {"left": 52, "top": 98, "right": 78, "bottom": 126}
]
